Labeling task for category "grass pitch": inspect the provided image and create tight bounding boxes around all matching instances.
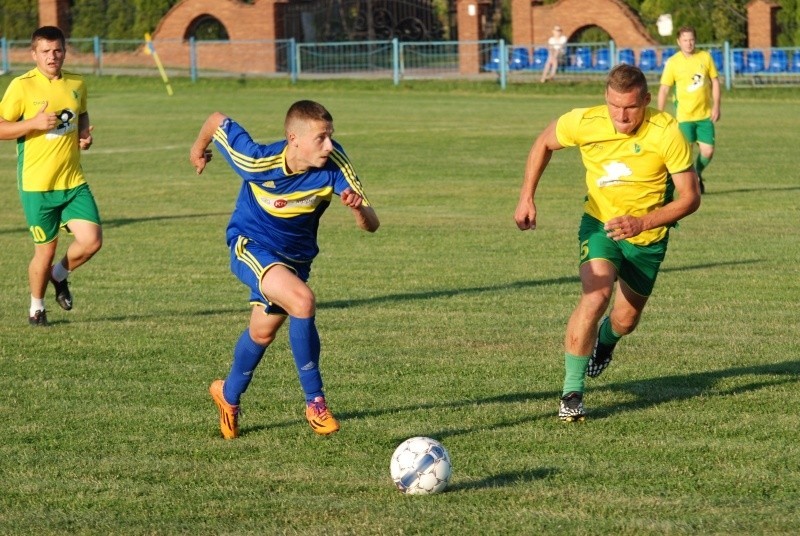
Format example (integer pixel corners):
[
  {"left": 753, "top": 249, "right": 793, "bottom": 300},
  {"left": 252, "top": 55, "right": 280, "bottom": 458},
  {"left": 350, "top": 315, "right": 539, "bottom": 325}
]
[{"left": 1, "top": 76, "right": 799, "bottom": 534}]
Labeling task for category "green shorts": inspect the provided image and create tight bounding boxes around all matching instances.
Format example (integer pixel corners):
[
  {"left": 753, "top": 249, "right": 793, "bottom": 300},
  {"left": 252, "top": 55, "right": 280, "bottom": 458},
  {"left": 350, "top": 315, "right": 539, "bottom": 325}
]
[
  {"left": 578, "top": 214, "right": 668, "bottom": 297},
  {"left": 20, "top": 183, "right": 101, "bottom": 244},
  {"left": 679, "top": 118, "right": 715, "bottom": 146}
]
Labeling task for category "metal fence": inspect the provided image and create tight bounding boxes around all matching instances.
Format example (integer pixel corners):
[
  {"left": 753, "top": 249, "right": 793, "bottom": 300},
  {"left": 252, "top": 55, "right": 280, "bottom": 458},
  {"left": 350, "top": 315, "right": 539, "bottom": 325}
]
[{"left": 2, "top": 36, "right": 799, "bottom": 89}]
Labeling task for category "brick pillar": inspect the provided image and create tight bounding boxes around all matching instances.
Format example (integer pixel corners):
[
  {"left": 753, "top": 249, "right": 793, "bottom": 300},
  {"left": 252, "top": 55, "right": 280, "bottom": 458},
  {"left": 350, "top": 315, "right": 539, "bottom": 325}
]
[
  {"left": 747, "top": 0, "right": 780, "bottom": 48},
  {"left": 457, "top": 0, "right": 481, "bottom": 74},
  {"left": 38, "top": 0, "right": 71, "bottom": 33},
  {"left": 511, "top": 0, "right": 534, "bottom": 45}
]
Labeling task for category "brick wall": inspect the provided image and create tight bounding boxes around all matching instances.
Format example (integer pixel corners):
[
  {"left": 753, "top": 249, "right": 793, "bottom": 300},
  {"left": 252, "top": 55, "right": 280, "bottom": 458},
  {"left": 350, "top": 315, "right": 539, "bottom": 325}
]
[
  {"left": 513, "top": 0, "right": 656, "bottom": 48},
  {"left": 151, "top": 0, "right": 287, "bottom": 73}
]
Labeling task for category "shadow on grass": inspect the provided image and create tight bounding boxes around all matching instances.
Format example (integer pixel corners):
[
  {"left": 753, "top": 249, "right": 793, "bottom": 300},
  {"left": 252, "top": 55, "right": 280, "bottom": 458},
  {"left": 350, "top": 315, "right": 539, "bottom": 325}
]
[
  {"left": 241, "top": 359, "right": 799, "bottom": 442},
  {"left": 0, "top": 212, "right": 230, "bottom": 236},
  {"left": 702, "top": 185, "right": 800, "bottom": 196},
  {"left": 318, "top": 259, "right": 761, "bottom": 310},
  {"left": 591, "top": 359, "right": 800, "bottom": 420},
  {"left": 449, "top": 467, "right": 559, "bottom": 491}
]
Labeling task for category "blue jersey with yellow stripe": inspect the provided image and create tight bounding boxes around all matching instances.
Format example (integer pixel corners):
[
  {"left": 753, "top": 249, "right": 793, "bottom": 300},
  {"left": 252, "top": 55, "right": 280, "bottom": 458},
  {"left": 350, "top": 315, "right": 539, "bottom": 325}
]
[{"left": 213, "top": 118, "right": 369, "bottom": 263}]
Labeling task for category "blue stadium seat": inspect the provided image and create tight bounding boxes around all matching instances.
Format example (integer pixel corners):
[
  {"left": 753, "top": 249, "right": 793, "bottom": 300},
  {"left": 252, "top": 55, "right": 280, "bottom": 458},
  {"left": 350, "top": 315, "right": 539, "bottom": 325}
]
[
  {"left": 483, "top": 46, "right": 501, "bottom": 71},
  {"left": 572, "top": 47, "right": 592, "bottom": 70},
  {"left": 710, "top": 49, "right": 723, "bottom": 71},
  {"left": 767, "top": 49, "right": 788, "bottom": 73},
  {"left": 732, "top": 50, "right": 745, "bottom": 73},
  {"left": 509, "top": 47, "right": 530, "bottom": 70},
  {"left": 530, "top": 47, "right": 548, "bottom": 71},
  {"left": 792, "top": 50, "right": 800, "bottom": 72},
  {"left": 660, "top": 47, "right": 676, "bottom": 67},
  {"left": 744, "top": 49, "right": 765, "bottom": 73},
  {"left": 618, "top": 48, "right": 635, "bottom": 65},
  {"left": 638, "top": 48, "right": 658, "bottom": 72},
  {"left": 595, "top": 48, "right": 611, "bottom": 71}
]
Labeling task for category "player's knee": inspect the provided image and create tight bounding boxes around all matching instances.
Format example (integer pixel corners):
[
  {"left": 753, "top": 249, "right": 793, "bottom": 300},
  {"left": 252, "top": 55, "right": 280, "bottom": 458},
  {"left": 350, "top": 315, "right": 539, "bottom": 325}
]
[
  {"left": 249, "top": 328, "right": 277, "bottom": 346},
  {"left": 611, "top": 314, "right": 640, "bottom": 336},
  {"left": 581, "top": 289, "right": 613, "bottom": 315},
  {"left": 292, "top": 292, "right": 316, "bottom": 317}
]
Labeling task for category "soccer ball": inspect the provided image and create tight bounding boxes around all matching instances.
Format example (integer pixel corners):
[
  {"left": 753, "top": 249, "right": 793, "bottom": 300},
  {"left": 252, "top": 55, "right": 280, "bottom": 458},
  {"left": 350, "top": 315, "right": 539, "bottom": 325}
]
[{"left": 389, "top": 436, "right": 452, "bottom": 495}]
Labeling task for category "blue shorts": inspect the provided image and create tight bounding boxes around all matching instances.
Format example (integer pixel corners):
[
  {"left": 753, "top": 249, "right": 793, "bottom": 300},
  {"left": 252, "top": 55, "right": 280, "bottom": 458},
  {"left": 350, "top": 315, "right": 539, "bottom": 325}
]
[{"left": 229, "top": 235, "right": 311, "bottom": 316}]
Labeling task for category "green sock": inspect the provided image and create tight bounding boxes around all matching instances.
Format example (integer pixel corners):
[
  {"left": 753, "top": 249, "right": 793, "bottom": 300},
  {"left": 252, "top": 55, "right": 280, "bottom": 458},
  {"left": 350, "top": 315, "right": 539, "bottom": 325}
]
[
  {"left": 598, "top": 316, "right": 622, "bottom": 347},
  {"left": 696, "top": 154, "right": 711, "bottom": 176},
  {"left": 563, "top": 353, "right": 590, "bottom": 395}
]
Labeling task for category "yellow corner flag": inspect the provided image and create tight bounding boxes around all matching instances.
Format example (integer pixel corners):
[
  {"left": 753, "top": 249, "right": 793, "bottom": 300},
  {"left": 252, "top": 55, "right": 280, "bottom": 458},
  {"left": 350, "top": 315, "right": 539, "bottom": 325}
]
[{"left": 144, "top": 32, "right": 174, "bottom": 96}]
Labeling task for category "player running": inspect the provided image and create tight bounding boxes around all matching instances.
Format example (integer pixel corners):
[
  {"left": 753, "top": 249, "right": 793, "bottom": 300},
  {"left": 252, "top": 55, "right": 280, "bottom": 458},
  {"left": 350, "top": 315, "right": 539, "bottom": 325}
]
[
  {"left": 658, "top": 26, "right": 721, "bottom": 193},
  {"left": 190, "top": 101, "right": 380, "bottom": 438},
  {"left": 0, "top": 26, "right": 102, "bottom": 326},
  {"left": 515, "top": 65, "right": 701, "bottom": 422}
]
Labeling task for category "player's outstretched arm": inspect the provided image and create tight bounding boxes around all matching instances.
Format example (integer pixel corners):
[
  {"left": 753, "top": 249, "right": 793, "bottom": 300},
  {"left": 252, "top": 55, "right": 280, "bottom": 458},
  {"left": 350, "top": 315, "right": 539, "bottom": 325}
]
[
  {"left": 515, "top": 120, "right": 561, "bottom": 231},
  {"left": 341, "top": 188, "right": 380, "bottom": 232},
  {"left": 190, "top": 112, "right": 226, "bottom": 174}
]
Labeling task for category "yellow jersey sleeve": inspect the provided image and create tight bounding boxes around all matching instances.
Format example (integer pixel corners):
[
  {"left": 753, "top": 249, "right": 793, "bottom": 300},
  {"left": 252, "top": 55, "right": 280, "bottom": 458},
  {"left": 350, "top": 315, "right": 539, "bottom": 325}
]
[
  {"left": 0, "top": 68, "right": 87, "bottom": 192},
  {"left": 556, "top": 104, "right": 692, "bottom": 245}
]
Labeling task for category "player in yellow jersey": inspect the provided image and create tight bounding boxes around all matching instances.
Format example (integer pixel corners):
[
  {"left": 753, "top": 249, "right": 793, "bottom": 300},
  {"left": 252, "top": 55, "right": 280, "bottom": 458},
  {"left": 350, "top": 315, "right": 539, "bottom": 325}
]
[
  {"left": 658, "top": 26, "right": 721, "bottom": 193},
  {"left": 0, "top": 26, "right": 102, "bottom": 326},
  {"left": 515, "top": 65, "right": 701, "bottom": 422}
]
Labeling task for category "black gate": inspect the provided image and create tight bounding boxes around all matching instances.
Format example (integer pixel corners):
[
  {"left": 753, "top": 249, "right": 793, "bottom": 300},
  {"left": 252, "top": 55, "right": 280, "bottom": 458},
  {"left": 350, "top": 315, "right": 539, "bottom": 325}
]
[{"left": 282, "top": 0, "right": 452, "bottom": 42}]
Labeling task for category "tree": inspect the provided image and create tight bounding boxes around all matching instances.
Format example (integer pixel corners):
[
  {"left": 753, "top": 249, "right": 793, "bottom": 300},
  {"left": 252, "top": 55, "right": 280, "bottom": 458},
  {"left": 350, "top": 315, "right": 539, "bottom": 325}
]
[
  {"left": 133, "top": 0, "right": 176, "bottom": 36},
  {"left": 0, "top": 0, "right": 39, "bottom": 41}
]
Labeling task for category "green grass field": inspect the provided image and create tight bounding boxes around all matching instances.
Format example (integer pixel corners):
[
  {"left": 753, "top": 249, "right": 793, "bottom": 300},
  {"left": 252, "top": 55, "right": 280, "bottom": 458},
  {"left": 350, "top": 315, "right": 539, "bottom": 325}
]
[{"left": 1, "top": 76, "right": 799, "bottom": 534}]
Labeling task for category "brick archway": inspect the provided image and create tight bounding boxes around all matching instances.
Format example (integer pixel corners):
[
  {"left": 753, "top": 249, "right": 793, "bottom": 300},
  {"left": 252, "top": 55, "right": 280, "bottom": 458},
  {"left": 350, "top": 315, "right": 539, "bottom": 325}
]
[
  {"left": 512, "top": 0, "right": 656, "bottom": 47},
  {"left": 150, "top": 0, "right": 287, "bottom": 72}
]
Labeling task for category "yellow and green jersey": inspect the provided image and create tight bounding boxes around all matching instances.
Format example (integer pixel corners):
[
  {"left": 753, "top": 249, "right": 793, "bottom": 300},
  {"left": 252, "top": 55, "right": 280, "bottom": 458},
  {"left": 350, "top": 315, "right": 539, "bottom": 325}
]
[
  {"left": 555, "top": 104, "right": 692, "bottom": 245},
  {"left": 660, "top": 50, "right": 718, "bottom": 122},
  {"left": 0, "top": 68, "right": 87, "bottom": 192}
]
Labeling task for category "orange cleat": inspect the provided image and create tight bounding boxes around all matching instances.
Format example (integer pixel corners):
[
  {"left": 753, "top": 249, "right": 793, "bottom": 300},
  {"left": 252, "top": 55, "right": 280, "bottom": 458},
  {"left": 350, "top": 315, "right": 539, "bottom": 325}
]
[
  {"left": 209, "top": 380, "right": 239, "bottom": 439},
  {"left": 305, "top": 396, "right": 340, "bottom": 436}
]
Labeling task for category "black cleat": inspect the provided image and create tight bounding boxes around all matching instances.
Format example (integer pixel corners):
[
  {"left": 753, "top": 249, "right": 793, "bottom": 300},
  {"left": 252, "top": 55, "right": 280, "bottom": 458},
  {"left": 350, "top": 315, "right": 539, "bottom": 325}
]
[
  {"left": 51, "top": 277, "right": 73, "bottom": 311},
  {"left": 587, "top": 338, "right": 615, "bottom": 378},
  {"left": 29, "top": 309, "right": 49, "bottom": 327},
  {"left": 559, "top": 391, "right": 586, "bottom": 422}
]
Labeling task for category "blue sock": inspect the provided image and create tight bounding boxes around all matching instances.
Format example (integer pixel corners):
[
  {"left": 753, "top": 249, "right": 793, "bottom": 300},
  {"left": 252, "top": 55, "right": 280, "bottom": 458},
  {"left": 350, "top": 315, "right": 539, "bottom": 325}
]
[
  {"left": 223, "top": 329, "right": 268, "bottom": 405},
  {"left": 288, "top": 316, "right": 323, "bottom": 402}
]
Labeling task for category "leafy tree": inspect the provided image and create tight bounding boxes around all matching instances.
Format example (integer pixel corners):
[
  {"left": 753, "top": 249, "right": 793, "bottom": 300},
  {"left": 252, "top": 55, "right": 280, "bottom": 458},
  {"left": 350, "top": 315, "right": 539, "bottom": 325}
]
[
  {"left": 106, "top": 1, "right": 136, "bottom": 40},
  {"left": 133, "top": 0, "right": 176, "bottom": 36},
  {"left": 70, "top": 0, "right": 109, "bottom": 38},
  {"left": 775, "top": 0, "right": 798, "bottom": 46},
  {"left": 0, "top": 0, "right": 39, "bottom": 41}
]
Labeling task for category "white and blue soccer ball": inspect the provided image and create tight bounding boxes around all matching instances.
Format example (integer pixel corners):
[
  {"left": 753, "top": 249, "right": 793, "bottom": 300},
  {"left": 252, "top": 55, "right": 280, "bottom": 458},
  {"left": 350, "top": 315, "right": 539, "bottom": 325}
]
[{"left": 389, "top": 436, "right": 452, "bottom": 495}]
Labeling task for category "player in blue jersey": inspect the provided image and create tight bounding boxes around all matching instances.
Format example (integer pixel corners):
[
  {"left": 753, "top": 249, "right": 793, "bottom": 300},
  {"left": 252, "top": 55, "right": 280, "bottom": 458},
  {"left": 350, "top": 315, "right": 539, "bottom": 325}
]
[{"left": 189, "top": 101, "right": 380, "bottom": 438}]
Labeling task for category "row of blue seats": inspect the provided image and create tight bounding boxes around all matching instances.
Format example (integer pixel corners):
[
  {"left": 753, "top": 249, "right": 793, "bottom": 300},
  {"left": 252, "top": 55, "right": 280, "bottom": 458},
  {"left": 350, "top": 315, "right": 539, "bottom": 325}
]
[
  {"left": 486, "top": 46, "right": 800, "bottom": 74},
  {"left": 723, "top": 49, "right": 800, "bottom": 74},
  {"left": 485, "top": 47, "right": 676, "bottom": 72}
]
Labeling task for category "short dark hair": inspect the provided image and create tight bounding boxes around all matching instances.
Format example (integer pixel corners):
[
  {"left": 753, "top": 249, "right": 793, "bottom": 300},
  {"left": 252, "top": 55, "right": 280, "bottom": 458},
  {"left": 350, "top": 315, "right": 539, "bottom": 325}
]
[
  {"left": 677, "top": 26, "right": 696, "bottom": 39},
  {"left": 32, "top": 26, "right": 66, "bottom": 49},
  {"left": 606, "top": 64, "right": 649, "bottom": 101},
  {"left": 285, "top": 100, "right": 333, "bottom": 132}
]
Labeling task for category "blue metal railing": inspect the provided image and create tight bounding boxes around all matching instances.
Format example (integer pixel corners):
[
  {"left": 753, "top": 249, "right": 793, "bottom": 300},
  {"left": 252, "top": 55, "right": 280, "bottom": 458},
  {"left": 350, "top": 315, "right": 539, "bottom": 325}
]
[{"left": 1, "top": 36, "right": 799, "bottom": 89}]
